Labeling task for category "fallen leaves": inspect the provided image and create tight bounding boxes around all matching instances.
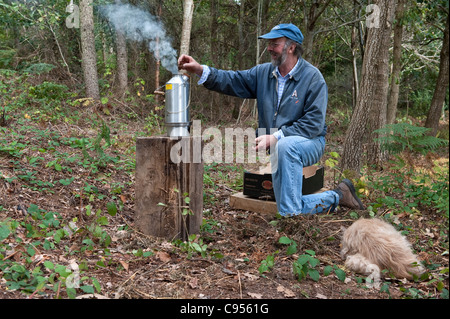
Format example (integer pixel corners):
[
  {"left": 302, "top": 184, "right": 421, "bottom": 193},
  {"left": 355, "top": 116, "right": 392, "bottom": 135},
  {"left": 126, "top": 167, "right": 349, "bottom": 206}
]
[
  {"left": 247, "top": 292, "right": 263, "bottom": 299},
  {"left": 277, "top": 285, "right": 296, "bottom": 298},
  {"left": 242, "top": 272, "right": 258, "bottom": 281},
  {"left": 119, "top": 260, "right": 129, "bottom": 272},
  {"left": 155, "top": 251, "right": 171, "bottom": 263},
  {"left": 189, "top": 277, "right": 198, "bottom": 289}
]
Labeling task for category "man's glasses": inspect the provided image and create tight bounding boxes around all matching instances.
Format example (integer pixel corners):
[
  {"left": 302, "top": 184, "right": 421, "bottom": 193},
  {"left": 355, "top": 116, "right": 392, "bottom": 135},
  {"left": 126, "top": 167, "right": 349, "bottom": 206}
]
[{"left": 268, "top": 42, "right": 284, "bottom": 49}]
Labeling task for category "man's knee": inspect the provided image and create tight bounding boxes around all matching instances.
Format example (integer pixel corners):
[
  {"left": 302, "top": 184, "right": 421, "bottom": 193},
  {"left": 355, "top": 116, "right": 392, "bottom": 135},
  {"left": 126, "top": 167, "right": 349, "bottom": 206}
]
[{"left": 276, "top": 136, "right": 309, "bottom": 157}]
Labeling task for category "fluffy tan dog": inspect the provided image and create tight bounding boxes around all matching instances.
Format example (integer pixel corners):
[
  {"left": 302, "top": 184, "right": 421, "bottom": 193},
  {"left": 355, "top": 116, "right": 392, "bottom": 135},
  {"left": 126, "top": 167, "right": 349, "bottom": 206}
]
[{"left": 341, "top": 218, "right": 425, "bottom": 283}]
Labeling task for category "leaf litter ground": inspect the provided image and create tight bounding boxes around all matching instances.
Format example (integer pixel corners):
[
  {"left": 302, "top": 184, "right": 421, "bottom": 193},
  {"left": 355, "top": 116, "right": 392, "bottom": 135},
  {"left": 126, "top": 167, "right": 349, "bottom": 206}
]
[{"left": 0, "top": 104, "right": 448, "bottom": 300}]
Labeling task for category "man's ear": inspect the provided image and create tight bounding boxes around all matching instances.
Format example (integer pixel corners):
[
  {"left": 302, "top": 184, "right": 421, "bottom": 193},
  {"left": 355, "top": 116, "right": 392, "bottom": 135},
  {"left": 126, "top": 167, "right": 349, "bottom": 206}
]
[{"left": 288, "top": 43, "right": 296, "bottom": 54}]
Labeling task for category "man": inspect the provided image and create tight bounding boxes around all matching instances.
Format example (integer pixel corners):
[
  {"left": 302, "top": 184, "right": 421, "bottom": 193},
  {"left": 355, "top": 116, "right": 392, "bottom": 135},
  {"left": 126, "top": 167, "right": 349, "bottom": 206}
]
[{"left": 178, "top": 23, "right": 364, "bottom": 216}]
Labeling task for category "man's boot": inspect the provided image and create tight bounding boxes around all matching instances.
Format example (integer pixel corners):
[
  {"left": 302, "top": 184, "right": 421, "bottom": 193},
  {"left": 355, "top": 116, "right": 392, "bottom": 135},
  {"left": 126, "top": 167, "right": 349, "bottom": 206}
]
[{"left": 334, "top": 179, "right": 365, "bottom": 210}]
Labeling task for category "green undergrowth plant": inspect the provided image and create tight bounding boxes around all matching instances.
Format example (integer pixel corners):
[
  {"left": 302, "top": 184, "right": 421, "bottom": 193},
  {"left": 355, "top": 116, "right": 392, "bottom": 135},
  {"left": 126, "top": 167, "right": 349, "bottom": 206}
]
[
  {"left": 258, "top": 251, "right": 278, "bottom": 274},
  {"left": 324, "top": 151, "right": 341, "bottom": 184},
  {"left": 0, "top": 212, "right": 96, "bottom": 298},
  {"left": 173, "top": 234, "right": 209, "bottom": 259},
  {"left": 365, "top": 156, "right": 449, "bottom": 219},
  {"left": 0, "top": 247, "right": 101, "bottom": 298},
  {"left": 80, "top": 120, "right": 119, "bottom": 171},
  {"left": 292, "top": 249, "right": 346, "bottom": 283},
  {"left": 278, "top": 236, "right": 298, "bottom": 255},
  {"left": 82, "top": 202, "right": 116, "bottom": 249},
  {"left": 0, "top": 200, "right": 121, "bottom": 298},
  {"left": 362, "top": 122, "right": 449, "bottom": 221},
  {"left": 258, "top": 236, "right": 347, "bottom": 283},
  {"left": 292, "top": 250, "right": 321, "bottom": 282},
  {"left": 203, "top": 162, "right": 244, "bottom": 206},
  {"left": 374, "top": 122, "right": 448, "bottom": 155}
]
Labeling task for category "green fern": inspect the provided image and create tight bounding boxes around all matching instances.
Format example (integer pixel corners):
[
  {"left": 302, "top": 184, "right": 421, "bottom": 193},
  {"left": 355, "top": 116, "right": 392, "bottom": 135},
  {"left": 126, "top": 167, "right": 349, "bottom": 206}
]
[
  {"left": 23, "top": 63, "right": 56, "bottom": 75},
  {"left": 374, "top": 123, "right": 448, "bottom": 155}
]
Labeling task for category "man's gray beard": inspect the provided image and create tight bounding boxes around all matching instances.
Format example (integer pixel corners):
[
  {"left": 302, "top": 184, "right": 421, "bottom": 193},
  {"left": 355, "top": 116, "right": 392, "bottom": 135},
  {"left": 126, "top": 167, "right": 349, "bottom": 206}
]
[{"left": 271, "top": 49, "right": 288, "bottom": 67}]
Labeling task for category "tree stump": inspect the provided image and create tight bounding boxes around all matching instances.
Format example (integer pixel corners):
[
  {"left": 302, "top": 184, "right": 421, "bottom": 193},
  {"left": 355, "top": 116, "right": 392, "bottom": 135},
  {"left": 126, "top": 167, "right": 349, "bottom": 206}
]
[{"left": 135, "top": 136, "right": 203, "bottom": 240}]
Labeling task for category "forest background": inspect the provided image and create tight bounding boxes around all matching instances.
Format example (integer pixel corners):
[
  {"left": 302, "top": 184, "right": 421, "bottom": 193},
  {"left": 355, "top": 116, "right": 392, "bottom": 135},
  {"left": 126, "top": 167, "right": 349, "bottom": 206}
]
[{"left": 0, "top": 0, "right": 448, "bottom": 300}]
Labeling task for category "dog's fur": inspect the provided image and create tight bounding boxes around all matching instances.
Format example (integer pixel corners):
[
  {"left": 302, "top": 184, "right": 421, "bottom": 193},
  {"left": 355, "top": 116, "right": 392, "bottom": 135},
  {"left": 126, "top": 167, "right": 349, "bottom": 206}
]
[{"left": 341, "top": 218, "right": 424, "bottom": 280}]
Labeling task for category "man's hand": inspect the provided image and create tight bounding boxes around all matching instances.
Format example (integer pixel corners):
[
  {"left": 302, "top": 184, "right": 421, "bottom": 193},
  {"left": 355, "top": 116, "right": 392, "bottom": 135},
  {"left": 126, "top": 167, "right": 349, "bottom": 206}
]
[
  {"left": 254, "top": 134, "right": 277, "bottom": 152},
  {"left": 178, "top": 54, "right": 203, "bottom": 76}
]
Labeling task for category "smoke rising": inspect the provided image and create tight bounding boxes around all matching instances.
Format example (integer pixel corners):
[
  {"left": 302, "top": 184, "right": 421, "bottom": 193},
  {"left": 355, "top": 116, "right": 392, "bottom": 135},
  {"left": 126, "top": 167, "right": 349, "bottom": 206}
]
[{"left": 99, "top": 3, "right": 178, "bottom": 74}]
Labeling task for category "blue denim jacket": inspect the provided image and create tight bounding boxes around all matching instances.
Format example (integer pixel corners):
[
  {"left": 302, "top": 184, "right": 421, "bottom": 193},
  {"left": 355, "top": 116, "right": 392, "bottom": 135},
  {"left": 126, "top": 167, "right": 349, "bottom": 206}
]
[{"left": 202, "top": 58, "right": 328, "bottom": 139}]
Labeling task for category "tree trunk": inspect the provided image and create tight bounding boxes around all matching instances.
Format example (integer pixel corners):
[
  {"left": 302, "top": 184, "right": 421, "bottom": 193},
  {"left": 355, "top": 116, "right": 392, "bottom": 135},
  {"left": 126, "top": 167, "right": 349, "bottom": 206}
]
[
  {"left": 251, "top": 0, "right": 266, "bottom": 118},
  {"left": 208, "top": 0, "right": 219, "bottom": 118},
  {"left": 114, "top": 0, "right": 127, "bottom": 96},
  {"left": 80, "top": 0, "right": 100, "bottom": 100},
  {"left": 351, "top": 0, "right": 360, "bottom": 109},
  {"left": 180, "top": 0, "right": 194, "bottom": 56},
  {"left": 386, "top": 0, "right": 406, "bottom": 125},
  {"left": 210, "top": 0, "right": 219, "bottom": 66},
  {"left": 302, "top": 0, "right": 333, "bottom": 63},
  {"left": 256, "top": 0, "right": 263, "bottom": 66},
  {"left": 341, "top": 0, "right": 396, "bottom": 173},
  {"left": 155, "top": 0, "right": 162, "bottom": 102},
  {"left": 233, "top": 0, "right": 246, "bottom": 119},
  {"left": 302, "top": 0, "right": 317, "bottom": 62},
  {"left": 115, "top": 30, "right": 128, "bottom": 96},
  {"left": 425, "top": 13, "right": 449, "bottom": 136},
  {"left": 100, "top": 30, "right": 109, "bottom": 68}
]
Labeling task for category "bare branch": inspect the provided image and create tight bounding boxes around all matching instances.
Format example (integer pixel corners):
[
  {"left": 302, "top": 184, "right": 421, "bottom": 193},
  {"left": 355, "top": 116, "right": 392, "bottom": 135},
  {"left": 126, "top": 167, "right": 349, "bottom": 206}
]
[{"left": 315, "top": 17, "right": 366, "bottom": 35}]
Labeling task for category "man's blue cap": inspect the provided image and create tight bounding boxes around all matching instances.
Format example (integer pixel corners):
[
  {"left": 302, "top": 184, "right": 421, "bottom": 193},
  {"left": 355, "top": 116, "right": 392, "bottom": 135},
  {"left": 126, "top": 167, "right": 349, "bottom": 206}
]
[{"left": 258, "top": 23, "right": 304, "bottom": 44}]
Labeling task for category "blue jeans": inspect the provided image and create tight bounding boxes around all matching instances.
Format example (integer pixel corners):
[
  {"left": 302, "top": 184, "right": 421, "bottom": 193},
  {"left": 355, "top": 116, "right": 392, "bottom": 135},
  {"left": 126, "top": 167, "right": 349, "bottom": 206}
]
[{"left": 270, "top": 136, "right": 340, "bottom": 216}]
